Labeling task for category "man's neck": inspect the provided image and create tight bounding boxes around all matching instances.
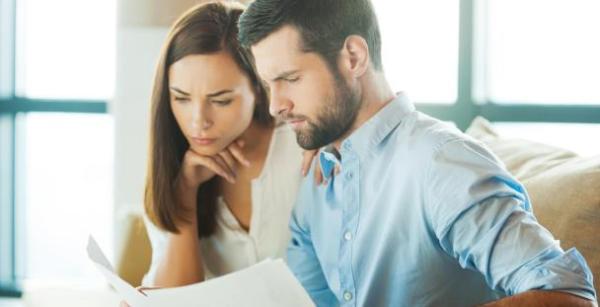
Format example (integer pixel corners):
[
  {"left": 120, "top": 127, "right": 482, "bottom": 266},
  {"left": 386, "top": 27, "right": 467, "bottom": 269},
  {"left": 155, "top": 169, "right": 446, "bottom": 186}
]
[{"left": 333, "top": 72, "right": 395, "bottom": 151}]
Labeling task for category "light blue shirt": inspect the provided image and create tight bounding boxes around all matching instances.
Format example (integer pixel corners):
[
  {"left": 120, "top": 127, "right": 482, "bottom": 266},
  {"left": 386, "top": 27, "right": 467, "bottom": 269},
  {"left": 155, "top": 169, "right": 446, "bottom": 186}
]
[{"left": 287, "top": 93, "right": 596, "bottom": 306}]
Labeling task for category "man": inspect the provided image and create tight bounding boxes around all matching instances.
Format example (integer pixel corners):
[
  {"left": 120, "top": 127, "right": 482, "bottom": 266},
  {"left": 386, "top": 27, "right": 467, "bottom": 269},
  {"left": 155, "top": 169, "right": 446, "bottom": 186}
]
[{"left": 238, "top": 0, "right": 597, "bottom": 306}]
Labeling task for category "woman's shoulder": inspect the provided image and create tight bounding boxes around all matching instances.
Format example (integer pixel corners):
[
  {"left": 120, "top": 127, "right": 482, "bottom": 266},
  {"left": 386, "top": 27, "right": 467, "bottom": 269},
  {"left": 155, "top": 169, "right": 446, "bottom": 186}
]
[
  {"left": 272, "top": 122, "right": 303, "bottom": 156},
  {"left": 258, "top": 123, "right": 304, "bottom": 180}
]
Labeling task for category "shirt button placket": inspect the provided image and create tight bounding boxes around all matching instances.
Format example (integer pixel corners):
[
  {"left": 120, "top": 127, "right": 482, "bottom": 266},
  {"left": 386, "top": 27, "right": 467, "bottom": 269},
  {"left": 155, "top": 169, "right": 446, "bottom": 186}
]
[
  {"left": 344, "top": 231, "right": 352, "bottom": 241},
  {"left": 343, "top": 291, "right": 353, "bottom": 302},
  {"left": 339, "top": 155, "right": 357, "bottom": 306}
]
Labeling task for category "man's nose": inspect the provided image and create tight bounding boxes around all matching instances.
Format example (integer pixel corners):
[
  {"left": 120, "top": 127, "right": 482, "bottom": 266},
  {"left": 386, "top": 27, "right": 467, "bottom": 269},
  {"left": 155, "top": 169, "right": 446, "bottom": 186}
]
[{"left": 269, "top": 87, "right": 293, "bottom": 118}]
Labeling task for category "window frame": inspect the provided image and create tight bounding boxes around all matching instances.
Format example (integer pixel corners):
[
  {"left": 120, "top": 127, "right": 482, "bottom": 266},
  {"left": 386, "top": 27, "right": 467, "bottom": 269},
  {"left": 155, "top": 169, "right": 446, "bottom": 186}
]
[
  {"left": 416, "top": 0, "right": 600, "bottom": 130},
  {"left": 0, "top": 0, "right": 107, "bottom": 297}
]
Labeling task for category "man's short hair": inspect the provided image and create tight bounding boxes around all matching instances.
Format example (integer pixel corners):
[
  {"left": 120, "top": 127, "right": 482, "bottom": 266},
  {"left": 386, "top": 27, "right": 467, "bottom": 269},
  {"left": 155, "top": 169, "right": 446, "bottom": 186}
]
[{"left": 238, "top": 0, "right": 383, "bottom": 71}]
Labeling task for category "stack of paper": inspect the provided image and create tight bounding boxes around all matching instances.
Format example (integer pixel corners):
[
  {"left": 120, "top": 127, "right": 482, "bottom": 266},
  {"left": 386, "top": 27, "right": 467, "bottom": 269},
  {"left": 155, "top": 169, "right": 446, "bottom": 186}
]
[{"left": 86, "top": 236, "right": 315, "bottom": 307}]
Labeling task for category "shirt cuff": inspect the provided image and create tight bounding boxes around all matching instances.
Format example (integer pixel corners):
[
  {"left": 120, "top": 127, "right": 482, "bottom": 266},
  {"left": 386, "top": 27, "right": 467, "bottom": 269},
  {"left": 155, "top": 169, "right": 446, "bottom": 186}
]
[{"left": 513, "top": 247, "right": 596, "bottom": 301}]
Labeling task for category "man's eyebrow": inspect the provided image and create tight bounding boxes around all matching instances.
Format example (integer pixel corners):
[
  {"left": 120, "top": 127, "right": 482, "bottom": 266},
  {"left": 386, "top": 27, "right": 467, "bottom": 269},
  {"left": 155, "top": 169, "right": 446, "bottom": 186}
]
[{"left": 272, "top": 70, "right": 300, "bottom": 82}]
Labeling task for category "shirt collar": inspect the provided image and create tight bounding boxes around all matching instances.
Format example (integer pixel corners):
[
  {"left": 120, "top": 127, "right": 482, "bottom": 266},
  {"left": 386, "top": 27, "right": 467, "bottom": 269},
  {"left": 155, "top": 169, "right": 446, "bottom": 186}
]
[{"left": 318, "top": 92, "right": 415, "bottom": 179}]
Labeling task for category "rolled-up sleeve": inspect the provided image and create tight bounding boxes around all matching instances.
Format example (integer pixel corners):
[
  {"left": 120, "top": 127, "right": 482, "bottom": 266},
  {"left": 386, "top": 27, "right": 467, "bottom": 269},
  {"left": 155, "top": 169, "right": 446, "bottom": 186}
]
[{"left": 427, "top": 138, "right": 596, "bottom": 301}]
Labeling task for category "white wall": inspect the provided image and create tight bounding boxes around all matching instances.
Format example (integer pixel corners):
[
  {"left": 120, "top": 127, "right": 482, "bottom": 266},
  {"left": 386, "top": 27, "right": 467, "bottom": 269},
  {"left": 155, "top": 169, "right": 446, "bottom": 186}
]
[{"left": 112, "top": 26, "right": 169, "bottom": 258}]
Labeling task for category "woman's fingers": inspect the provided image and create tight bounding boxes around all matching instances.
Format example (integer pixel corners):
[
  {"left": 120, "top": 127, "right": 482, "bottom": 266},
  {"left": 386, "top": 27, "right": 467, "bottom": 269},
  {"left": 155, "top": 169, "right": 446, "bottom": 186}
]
[
  {"left": 119, "top": 286, "right": 159, "bottom": 306},
  {"left": 187, "top": 152, "right": 233, "bottom": 183},
  {"left": 302, "top": 149, "right": 332, "bottom": 186},
  {"left": 212, "top": 154, "right": 237, "bottom": 183},
  {"left": 301, "top": 150, "right": 318, "bottom": 177},
  {"left": 136, "top": 286, "right": 159, "bottom": 295},
  {"left": 228, "top": 141, "right": 250, "bottom": 167},
  {"left": 314, "top": 156, "right": 324, "bottom": 186},
  {"left": 218, "top": 150, "right": 238, "bottom": 177}
]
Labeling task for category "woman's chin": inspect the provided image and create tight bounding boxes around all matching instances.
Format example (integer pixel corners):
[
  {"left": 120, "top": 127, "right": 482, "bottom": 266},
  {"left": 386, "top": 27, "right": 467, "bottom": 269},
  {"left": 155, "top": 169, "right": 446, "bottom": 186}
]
[{"left": 189, "top": 144, "right": 222, "bottom": 156}]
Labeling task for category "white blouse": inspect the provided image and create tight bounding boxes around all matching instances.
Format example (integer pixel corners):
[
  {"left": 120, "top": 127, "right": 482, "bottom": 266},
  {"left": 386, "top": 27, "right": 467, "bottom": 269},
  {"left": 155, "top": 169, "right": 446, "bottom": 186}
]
[{"left": 142, "top": 124, "right": 304, "bottom": 284}]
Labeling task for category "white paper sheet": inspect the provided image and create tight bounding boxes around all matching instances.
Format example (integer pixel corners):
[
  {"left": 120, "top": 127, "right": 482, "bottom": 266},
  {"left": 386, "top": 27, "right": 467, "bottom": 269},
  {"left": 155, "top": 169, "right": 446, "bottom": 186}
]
[
  {"left": 86, "top": 236, "right": 149, "bottom": 307},
  {"left": 86, "top": 236, "right": 315, "bottom": 307}
]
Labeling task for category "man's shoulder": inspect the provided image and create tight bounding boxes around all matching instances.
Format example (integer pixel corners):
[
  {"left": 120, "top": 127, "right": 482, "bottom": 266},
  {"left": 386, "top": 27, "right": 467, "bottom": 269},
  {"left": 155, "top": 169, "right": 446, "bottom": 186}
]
[{"left": 391, "top": 111, "right": 471, "bottom": 157}]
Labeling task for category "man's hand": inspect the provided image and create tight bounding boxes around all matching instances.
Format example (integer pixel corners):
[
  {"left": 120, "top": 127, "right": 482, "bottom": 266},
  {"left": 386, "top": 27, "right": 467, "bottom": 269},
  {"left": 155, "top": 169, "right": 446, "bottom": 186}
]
[{"left": 479, "top": 290, "right": 597, "bottom": 307}]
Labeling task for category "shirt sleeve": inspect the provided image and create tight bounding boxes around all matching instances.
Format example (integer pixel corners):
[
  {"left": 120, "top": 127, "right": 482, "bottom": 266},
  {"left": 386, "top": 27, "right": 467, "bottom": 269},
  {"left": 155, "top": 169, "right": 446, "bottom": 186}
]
[
  {"left": 426, "top": 138, "right": 596, "bottom": 301},
  {"left": 287, "top": 179, "right": 339, "bottom": 306}
]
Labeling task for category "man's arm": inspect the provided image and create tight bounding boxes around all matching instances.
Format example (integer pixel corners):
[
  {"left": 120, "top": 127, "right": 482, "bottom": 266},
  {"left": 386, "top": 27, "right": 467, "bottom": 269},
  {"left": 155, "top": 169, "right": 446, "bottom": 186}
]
[
  {"left": 286, "top": 169, "right": 339, "bottom": 306},
  {"left": 287, "top": 205, "right": 339, "bottom": 306},
  {"left": 427, "top": 139, "right": 597, "bottom": 302},
  {"left": 480, "top": 290, "right": 597, "bottom": 307}
]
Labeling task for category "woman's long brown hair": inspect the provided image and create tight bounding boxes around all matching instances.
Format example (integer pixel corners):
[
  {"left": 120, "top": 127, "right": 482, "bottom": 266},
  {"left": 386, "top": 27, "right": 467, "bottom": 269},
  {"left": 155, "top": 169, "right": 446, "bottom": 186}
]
[{"left": 144, "top": 1, "right": 272, "bottom": 237}]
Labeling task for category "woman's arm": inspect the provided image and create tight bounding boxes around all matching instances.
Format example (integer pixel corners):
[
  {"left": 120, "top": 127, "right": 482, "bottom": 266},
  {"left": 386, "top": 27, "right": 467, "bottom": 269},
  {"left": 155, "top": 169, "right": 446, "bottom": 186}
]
[
  {"left": 152, "top": 186, "right": 204, "bottom": 287},
  {"left": 148, "top": 142, "right": 247, "bottom": 287}
]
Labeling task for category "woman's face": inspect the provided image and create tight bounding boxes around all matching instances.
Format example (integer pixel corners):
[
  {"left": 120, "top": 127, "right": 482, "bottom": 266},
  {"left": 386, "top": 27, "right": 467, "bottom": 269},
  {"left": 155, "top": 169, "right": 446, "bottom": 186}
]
[{"left": 168, "top": 51, "right": 256, "bottom": 156}]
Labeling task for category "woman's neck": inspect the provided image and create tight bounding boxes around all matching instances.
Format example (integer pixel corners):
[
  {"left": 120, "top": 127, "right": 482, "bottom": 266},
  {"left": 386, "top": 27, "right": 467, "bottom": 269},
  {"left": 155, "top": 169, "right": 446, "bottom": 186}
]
[{"left": 238, "top": 120, "right": 274, "bottom": 160}]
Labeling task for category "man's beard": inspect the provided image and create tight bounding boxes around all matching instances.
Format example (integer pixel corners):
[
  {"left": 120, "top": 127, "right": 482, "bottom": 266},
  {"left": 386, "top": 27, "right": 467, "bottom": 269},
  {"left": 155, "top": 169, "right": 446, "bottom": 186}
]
[{"left": 294, "top": 72, "right": 361, "bottom": 150}]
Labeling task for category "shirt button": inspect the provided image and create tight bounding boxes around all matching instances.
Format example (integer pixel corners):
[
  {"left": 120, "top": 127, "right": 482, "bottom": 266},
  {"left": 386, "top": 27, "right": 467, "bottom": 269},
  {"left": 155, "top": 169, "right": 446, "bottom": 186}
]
[
  {"left": 343, "top": 291, "right": 353, "bottom": 301},
  {"left": 344, "top": 231, "right": 352, "bottom": 241},
  {"left": 346, "top": 171, "right": 354, "bottom": 180}
]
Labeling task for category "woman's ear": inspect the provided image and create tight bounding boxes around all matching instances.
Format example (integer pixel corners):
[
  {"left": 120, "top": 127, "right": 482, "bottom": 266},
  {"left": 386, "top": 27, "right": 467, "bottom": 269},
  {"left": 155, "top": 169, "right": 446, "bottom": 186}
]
[{"left": 339, "top": 35, "right": 370, "bottom": 79}]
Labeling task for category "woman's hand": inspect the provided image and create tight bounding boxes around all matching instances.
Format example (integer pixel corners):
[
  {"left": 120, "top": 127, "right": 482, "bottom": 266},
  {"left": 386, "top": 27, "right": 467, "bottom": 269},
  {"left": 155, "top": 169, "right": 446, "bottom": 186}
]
[
  {"left": 119, "top": 286, "right": 160, "bottom": 307},
  {"left": 301, "top": 149, "right": 339, "bottom": 186},
  {"left": 177, "top": 139, "right": 251, "bottom": 191}
]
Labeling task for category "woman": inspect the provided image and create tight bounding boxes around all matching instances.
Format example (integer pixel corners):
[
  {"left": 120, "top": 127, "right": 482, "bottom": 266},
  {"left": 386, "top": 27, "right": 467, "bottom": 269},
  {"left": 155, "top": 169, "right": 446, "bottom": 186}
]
[{"left": 140, "top": 1, "right": 323, "bottom": 289}]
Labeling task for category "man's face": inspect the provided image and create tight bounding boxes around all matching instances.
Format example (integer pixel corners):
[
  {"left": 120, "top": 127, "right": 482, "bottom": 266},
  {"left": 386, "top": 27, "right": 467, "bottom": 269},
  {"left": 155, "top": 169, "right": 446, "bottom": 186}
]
[{"left": 251, "top": 25, "right": 361, "bottom": 150}]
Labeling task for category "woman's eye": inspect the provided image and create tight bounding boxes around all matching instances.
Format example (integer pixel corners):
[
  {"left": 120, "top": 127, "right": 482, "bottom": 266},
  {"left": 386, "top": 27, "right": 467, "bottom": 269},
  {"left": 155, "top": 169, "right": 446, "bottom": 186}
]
[
  {"left": 174, "top": 96, "right": 189, "bottom": 102},
  {"left": 212, "top": 99, "right": 232, "bottom": 106}
]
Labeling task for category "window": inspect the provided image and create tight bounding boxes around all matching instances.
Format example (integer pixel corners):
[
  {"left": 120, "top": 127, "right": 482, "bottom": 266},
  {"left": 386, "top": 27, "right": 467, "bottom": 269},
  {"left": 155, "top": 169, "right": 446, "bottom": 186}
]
[
  {"left": 19, "top": 113, "right": 114, "bottom": 284},
  {"left": 486, "top": 0, "right": 600, "bottom": 104},
  {"left": 373, "top": 0, "right": 460, "bottom": 104},
  {"left": 1, "top": 0, "right": 115, "bottom": 295},
  {"left": 16, "top": 0, "right": 116, "bottom": 99}
]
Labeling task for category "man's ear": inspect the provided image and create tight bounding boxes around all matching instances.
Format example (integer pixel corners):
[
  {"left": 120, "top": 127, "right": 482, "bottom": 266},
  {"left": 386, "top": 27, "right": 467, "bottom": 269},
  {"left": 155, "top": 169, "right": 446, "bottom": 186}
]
[{"left": 339, "top": 35, "right": 370, "bottom": 79}]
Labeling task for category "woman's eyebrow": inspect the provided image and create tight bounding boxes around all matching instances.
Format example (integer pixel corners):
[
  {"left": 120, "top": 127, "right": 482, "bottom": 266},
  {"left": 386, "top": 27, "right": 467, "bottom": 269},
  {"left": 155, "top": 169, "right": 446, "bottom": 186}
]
[
  {"left": 169, "top": 86, "right": 190, "bottom": 96},
  {"left": 206, "top": 89, "right": 233, "bottom": 98}
]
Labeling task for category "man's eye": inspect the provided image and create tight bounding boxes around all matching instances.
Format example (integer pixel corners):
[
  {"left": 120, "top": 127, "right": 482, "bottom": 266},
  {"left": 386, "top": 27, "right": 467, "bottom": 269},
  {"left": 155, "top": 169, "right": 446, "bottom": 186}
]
[
  {"left": 261, "top": 80, "right": 271, "bottom": 91},
  {"left": 286, "top": 76, "right": 300, "bottom": 83}
]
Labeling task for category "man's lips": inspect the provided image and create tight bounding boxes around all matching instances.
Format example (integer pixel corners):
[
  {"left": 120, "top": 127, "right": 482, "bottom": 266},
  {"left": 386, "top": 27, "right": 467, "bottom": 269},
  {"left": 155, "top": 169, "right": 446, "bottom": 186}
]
[{"left": 287, "top": 119, "right": 306, "bottom": 129}]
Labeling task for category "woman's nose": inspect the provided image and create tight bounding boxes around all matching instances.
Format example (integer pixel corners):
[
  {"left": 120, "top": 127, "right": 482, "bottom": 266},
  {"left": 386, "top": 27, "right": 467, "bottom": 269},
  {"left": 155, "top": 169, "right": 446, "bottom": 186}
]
[{"left": 191, "top": 105, "right": 213, "bottom": 130}]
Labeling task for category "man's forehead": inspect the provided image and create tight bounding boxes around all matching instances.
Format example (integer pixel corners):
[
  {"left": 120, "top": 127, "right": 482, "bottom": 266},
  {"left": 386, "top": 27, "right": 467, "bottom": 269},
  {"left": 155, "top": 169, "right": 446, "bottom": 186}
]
[{"left": 251, "top": 25, "right": 305, "bottom": 77}]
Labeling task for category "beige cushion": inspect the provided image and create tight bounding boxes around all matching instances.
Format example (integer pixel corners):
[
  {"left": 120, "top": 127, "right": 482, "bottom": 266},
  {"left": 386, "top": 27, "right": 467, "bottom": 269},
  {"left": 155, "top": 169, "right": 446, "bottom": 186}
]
[
  {"left": 466, "top": 117, "right": 600, "bottom": 295},
  {"left": 116, "top": 213, "right": 152, "bottom": 287}
]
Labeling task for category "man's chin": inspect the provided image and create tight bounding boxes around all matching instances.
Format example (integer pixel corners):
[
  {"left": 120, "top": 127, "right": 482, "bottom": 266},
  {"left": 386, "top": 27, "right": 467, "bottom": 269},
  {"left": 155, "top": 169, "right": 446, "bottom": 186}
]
[{"left": 295, "top": 132, "right": 325, "bottom": 150}]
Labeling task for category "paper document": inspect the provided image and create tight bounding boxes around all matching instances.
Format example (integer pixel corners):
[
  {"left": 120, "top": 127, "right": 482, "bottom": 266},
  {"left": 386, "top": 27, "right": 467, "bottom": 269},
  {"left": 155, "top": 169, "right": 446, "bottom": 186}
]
[{"left": 86, "top": 236, "right": 315, "bottom": 307}]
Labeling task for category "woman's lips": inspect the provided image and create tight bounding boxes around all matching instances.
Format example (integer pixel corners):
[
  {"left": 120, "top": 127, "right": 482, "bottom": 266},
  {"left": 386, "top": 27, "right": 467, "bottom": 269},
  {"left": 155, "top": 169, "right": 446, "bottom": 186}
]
[{"left": 191, "top": 137, "right": 216, "bottom": 146}]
